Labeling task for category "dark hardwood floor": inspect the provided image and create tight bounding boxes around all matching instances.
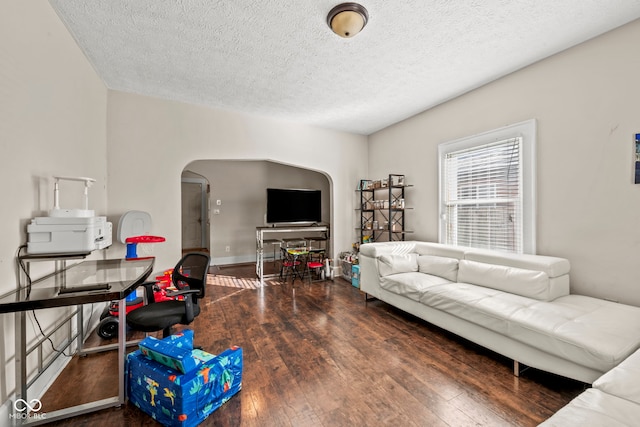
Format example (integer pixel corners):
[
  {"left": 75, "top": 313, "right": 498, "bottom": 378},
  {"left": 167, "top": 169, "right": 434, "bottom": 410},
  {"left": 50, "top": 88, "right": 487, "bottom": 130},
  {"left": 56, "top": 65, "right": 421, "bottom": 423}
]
[{"left": 40, "top": 262, "right": 584, "bottom": 426}]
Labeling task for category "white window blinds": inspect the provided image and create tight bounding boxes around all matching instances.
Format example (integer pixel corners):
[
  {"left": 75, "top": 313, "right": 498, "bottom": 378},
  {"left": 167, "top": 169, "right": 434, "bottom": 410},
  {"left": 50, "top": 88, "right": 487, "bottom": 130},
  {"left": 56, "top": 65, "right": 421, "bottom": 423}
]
[{"left": 442, "top": 137, "right": 523, "bottom": 253}]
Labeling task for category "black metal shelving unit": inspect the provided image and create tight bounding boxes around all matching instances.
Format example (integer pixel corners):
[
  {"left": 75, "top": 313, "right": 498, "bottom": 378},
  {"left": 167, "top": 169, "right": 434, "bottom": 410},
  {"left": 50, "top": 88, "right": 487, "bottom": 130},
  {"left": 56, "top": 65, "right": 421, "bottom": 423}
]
[{"left": 356, "top": 174, "right": 412, "bottom": 244}]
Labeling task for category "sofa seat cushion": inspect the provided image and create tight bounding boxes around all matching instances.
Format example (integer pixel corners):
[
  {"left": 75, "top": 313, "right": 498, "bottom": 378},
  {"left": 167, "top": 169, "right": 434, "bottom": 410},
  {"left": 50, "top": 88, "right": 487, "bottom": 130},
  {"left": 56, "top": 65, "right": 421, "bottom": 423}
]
[
  {"left": 539, "top": 388, "right": 640, "bottom": 427},
  {"left": 593, "top": 348, "right": 640, "bottom": 405},
  {"left": 380, "top": 272, "right": 452, "bottom": 302},
  {"left": 418, "top": 282, "right": 538, "bottom": 336},
  {"left": 509, "top": 295, "right": 640, "bottom": 372},
  {"left": 416, "top": 286, "right": 640, "bottom": 372}
]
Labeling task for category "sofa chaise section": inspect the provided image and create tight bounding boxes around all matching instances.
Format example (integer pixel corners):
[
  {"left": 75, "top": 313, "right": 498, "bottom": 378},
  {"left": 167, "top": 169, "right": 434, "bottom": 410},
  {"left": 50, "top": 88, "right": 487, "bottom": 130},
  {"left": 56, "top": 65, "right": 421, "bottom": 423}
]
[
  {"left": 540, "top": 348, "right": 640, "bottom": 426},
  {"left": 359, "top": 241, "right": 640, "bottom": 383}
]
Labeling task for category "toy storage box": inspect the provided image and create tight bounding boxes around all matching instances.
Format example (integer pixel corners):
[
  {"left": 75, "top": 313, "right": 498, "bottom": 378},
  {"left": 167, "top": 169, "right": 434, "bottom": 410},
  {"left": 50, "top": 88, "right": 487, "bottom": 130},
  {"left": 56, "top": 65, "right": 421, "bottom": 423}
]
[
  {"left": 351, "top": 264, "right": 360, "bottom": 288},
  {"left": 127, "top": 332, "right": 242, "bottom": 427}
]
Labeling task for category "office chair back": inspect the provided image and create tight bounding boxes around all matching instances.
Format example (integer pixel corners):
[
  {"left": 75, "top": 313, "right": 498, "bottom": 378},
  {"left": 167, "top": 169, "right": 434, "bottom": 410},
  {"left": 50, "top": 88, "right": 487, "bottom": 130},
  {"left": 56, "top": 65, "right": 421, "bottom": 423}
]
[
  {"left": 173, "top": 252, "right": 209, "bottom": 302},
  {"left": 126, "top": 252, "right": 210, "bottom": 337}
]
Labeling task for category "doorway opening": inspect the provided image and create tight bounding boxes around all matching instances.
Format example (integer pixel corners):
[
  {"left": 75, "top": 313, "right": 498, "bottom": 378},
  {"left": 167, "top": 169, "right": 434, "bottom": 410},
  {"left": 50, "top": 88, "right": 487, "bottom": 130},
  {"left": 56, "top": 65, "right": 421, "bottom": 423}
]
[
  {"left": 182, "top": 160, "right": 331, "bottom": 267},
  {"left": 181, "top": 174, "right": 210, "bottom": 254}
]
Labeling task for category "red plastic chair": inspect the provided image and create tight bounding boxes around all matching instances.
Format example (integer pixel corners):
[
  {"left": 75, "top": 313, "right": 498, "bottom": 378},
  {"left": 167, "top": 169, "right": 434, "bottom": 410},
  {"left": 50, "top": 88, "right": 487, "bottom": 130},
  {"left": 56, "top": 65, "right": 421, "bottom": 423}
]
[{"left": 306, "top": 249, "right": 326, "bottom": 283}]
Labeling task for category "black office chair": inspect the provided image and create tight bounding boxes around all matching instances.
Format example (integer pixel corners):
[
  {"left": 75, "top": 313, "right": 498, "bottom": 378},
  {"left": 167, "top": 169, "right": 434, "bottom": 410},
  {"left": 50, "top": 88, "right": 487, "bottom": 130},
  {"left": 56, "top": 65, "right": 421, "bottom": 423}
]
[{"left": 126, "top": 252, "right": 210, "bottom": 338}]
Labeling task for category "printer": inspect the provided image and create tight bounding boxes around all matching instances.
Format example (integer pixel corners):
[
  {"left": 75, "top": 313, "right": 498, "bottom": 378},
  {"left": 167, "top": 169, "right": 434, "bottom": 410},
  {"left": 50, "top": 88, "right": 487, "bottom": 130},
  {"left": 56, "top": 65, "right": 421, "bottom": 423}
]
[{"left": 27, "top": 176, "right": 113, "bottom": 254}]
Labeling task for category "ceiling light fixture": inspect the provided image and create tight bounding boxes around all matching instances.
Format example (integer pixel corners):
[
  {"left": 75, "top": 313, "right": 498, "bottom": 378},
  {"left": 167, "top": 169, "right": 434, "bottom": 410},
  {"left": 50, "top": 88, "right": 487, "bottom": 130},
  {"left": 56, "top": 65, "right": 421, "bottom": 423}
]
[{"left": 327, "top": 3, "right": 369, "bottom": 38}]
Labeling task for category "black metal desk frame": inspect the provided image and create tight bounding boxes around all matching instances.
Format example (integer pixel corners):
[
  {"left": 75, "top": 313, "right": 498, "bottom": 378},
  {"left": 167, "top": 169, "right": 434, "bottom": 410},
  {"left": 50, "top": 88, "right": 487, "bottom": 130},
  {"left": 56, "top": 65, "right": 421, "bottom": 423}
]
[{"left": 0, "top": 255, "right": 154, "bottom": 425}]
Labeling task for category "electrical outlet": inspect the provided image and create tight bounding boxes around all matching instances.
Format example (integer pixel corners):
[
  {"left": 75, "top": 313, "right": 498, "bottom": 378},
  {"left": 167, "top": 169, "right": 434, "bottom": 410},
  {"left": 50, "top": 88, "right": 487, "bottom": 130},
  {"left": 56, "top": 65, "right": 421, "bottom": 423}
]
[
  {"left": 225, "top": 246, "right": 230, "bottom": 252},
  {"left": 213, "top": 209, "right": 220, "bottom": 215},
  {"left": 216, "top": 199, "right": 222, "bottom": 205}
]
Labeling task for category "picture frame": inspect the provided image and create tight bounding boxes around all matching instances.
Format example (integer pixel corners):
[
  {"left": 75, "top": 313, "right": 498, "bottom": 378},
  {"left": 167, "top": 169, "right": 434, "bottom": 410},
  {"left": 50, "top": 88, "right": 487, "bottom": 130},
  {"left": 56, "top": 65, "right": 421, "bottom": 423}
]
[{"left": 635, "top": 133, "right": 640, "bottom": 184}]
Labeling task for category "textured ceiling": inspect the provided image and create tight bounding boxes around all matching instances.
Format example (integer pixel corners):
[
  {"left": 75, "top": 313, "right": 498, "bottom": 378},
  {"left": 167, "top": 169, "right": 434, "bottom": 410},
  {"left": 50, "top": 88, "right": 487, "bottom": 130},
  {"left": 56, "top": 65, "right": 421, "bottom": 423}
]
[{"left": 49, "top": 1, "right": 640, "bottom": 135}]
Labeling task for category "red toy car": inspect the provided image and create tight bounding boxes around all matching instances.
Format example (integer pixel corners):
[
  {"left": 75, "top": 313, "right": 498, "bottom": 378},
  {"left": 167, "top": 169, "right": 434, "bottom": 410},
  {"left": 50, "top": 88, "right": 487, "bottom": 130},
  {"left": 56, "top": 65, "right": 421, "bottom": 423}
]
[{"left": 97, "top": 269, "right": 178, "bottom": 339}]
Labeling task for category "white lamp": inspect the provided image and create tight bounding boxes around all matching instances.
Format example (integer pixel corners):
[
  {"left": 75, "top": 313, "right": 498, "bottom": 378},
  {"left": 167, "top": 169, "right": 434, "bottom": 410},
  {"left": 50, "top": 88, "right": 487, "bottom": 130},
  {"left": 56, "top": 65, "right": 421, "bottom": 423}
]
[{"left": 327, "top": 3, "right": 369, "bottom": 38}]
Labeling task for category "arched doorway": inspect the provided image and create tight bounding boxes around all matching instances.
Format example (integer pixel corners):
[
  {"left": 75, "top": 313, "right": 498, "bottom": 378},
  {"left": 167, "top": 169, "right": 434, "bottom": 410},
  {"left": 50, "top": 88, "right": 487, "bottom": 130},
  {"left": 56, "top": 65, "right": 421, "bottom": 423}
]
[{"left": 182, "top": 160, "right": 331, "bottom": 266}]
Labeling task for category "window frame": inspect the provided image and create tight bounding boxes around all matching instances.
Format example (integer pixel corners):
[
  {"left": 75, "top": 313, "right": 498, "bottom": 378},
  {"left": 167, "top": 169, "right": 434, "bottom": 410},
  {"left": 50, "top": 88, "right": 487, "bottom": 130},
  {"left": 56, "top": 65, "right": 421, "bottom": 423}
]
[{"left": 438, "top": 119, "right": 537, "bottom": 254}]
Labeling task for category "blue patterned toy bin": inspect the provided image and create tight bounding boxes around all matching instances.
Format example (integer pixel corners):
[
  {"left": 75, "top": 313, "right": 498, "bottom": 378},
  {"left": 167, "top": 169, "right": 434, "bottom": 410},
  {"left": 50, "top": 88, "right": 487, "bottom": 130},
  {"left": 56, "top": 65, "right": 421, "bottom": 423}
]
[{"left": 127, "top": 330, "right": 242, "bottom": 427}]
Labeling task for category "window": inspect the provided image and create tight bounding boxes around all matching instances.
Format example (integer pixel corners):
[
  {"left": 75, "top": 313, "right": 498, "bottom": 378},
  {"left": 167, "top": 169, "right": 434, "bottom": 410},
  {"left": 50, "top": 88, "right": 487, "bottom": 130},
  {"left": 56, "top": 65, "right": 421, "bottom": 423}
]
[{"left": 438, "top": 120, "right": 536, "bottom": 254}]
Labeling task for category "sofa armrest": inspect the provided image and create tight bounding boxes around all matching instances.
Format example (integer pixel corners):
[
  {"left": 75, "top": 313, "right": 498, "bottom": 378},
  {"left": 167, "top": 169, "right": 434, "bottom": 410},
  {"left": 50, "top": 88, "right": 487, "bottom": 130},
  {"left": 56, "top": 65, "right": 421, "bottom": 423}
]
[
  {"left": 138, "top": 330, "right": 196, "bottom": 374},
  {"left": 359, "top": 253, "right": 382, "bottom": 297}
]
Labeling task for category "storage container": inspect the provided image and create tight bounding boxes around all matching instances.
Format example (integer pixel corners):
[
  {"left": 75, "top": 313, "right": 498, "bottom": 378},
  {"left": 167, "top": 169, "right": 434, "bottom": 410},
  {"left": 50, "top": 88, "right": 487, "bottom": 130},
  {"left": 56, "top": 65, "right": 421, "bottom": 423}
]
[{"left": 351, "top": 264, "right": 360, "bottom": 288}]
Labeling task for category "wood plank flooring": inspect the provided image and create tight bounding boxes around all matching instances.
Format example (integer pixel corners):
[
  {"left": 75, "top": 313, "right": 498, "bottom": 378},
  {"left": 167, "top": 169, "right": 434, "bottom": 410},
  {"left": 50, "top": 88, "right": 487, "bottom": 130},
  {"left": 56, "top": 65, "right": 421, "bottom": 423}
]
[{"left": 39, "top": 263, "right": 584, "bottom": 426}]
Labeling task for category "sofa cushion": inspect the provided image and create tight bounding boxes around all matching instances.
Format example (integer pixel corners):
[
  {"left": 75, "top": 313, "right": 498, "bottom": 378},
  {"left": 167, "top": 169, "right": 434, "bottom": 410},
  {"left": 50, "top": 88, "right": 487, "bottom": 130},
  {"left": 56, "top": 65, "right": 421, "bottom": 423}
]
[
  {"left": 539, "top": 388, "right": 640, "bottom": 426},
  {"left": 593, "top": 348, "right": 640, "bottom": 405},
  {"left": 378, "top": 253, "right": 418, "bottom": 277},
  {"left": 380, "top": 272, "right": 452, "bottom": 302},
  {"left": 417, "top": 288, "right": 640, "bottom": 373},
  {"left": 458, "top": 259, "right": 554, "bottom": 301},
  {"left": 418, "top": 255, "right": 459, "bottom": 281},
  {"left": 508, "top": 295, "right": 640, "bottom": 372},
  {"left": 419, "top": 282, "right": 535, "bottom": 336},
  {"left": 138, "top": 329, "right": 196, "bottom": 374},
  {"left": 464, "top": 248, "right": 570, "bottom": 278},
  {"left": 360, "top": 241, "right": 417, "bottom": 258},
  {"left": 413, "top": 242, "right": 466, "bottom": 259}
]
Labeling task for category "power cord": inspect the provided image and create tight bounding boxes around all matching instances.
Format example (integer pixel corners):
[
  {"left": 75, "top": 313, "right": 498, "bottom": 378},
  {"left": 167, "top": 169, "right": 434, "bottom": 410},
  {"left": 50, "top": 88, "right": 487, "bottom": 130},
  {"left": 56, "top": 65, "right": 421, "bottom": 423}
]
[
  {"left": 15, "top": 244, "right": 31, "bottom": 297},
  {"left": 30, "top": 310, "right": 73, "bottom": 358},
  {"left": 29, "top": 304, "right": 96, "bottom": 359},
  {"left": 16, "top": 244, "right": 95, "bottom": 358}
]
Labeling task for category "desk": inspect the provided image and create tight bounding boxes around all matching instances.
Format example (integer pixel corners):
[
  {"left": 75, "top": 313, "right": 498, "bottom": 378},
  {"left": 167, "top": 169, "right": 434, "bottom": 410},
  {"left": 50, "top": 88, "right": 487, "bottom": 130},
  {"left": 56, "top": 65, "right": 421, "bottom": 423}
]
[
  {"left": 256, "top": 225, "right": 329, "bottom": 283},
  {"left": 0, "top": 257, "right": 154, "bottom": 425}
]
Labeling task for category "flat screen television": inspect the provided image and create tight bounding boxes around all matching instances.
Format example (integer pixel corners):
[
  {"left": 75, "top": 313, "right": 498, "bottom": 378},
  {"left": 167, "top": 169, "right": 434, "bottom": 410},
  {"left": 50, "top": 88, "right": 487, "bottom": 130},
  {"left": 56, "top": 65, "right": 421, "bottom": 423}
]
[{"left": 266, "top": 188, "right": 322, "bottom": 224}]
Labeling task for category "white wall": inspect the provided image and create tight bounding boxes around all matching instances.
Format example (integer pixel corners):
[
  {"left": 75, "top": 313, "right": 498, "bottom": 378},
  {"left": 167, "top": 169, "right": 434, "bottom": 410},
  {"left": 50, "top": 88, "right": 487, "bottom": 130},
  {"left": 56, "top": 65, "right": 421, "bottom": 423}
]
[
  {"left": 369, "top": 19, "right": 640, "bottom": 305},
  {"left": 106, "top": 91, "right": 368, "bottom": 273},
  {"left": 0, "top": 1, "right": 367, "bottom": 411},
  {"left": 0, "top": 0, "right": 108, "bottom": 407},
  {"left": 186, "top": 160, "right": 331, "bottom": 265}
]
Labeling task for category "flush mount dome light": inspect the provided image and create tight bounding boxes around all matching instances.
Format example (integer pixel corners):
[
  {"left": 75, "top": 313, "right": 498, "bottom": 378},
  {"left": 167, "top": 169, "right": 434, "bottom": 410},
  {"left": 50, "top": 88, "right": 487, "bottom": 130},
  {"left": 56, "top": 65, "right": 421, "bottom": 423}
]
[{"left": 327, "top": 3, "right": 369, "bottom": 38}]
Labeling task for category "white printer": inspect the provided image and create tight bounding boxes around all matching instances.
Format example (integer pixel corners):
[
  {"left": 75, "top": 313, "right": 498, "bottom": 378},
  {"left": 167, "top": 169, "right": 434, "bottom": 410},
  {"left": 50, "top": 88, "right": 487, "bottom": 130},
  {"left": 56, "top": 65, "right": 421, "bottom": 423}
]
[{"left": 27, "top": 176, "right": 113, "bottom": 254}]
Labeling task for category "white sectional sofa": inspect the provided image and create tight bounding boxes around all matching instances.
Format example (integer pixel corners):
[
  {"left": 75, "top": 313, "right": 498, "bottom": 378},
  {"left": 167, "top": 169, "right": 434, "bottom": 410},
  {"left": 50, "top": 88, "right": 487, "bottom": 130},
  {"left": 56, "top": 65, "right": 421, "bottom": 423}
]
[
  {"left": 359, "top": 241, "right": 640, "bottom": 384},
  {"left": 541, "top": 348, "right": 640, "bottom": 426}
]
